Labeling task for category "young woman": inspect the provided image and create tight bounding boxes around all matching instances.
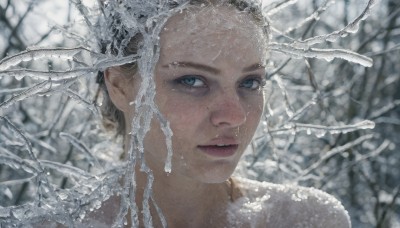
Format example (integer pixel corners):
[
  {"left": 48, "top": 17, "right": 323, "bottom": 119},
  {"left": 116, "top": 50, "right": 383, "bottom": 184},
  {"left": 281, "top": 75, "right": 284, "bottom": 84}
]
[{"left": 84, "top": 0, "right": 351, "bottom": 227}]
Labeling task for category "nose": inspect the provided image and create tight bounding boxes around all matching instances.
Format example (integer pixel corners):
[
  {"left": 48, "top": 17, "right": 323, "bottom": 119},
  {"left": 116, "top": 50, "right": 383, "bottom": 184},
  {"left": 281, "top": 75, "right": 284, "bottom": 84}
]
[{"left": 209, "top": 90, "right": 247, "bottom": 128}]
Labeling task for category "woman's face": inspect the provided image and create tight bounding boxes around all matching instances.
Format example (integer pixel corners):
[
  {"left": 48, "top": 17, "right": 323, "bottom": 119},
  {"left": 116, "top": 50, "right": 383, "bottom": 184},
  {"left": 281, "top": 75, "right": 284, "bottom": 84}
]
[{"left": 125, "top": 6, "right": 267, "bottom": 183}]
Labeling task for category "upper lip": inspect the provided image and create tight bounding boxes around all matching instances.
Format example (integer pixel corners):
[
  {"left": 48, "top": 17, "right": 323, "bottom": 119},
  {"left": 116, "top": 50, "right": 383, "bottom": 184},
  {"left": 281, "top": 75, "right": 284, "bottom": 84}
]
[{"left": 198, "top": 137, "right": 239, "bottom": 147}]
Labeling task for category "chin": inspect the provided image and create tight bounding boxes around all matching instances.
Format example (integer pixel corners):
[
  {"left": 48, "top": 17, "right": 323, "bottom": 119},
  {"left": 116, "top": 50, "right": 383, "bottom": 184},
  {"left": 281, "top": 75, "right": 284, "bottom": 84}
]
[{"left": 194, "top": 162, "right": 237, "bottom": 184}]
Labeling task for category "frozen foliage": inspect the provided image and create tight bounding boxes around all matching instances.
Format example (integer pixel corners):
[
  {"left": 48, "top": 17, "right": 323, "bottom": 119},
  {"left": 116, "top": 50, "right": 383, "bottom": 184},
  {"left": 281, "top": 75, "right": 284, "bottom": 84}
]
[{"left": 0, "top": 0, "right": 399, "bottom": 227}]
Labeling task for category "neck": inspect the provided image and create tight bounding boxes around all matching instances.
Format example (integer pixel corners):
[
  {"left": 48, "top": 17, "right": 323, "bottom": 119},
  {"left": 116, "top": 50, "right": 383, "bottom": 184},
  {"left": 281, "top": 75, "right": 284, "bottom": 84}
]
[{"left": 133, "top": 162, "right": 231, "bottom": 227}]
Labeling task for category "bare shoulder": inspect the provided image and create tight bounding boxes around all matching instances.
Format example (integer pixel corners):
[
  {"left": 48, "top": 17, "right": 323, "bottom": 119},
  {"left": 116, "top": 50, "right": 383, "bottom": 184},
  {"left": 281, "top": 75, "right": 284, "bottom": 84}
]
[{"left": 231, "top": 176, "right": 351, "bottom": 228}]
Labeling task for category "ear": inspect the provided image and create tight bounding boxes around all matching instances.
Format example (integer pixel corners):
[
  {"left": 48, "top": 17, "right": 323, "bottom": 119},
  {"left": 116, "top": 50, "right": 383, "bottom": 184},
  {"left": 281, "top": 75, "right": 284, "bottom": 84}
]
[{"left": 104, "top": 67, "right": 135, "bottom": 113}]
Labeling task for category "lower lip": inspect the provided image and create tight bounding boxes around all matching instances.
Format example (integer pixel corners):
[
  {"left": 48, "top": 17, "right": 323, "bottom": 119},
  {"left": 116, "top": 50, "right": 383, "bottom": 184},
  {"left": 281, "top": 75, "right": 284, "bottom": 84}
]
[{"left": 197, "top": 145, "right": 239, "bottom": 157}]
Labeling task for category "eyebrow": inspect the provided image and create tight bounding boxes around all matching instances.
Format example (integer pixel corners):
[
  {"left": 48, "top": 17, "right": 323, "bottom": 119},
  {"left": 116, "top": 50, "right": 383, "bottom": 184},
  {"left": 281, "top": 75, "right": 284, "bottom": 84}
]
[
  {"left": 242, "top": 63, "right": 265, "bottom": 72},
  {"left": 163, "top": 61, "right": 265, "bottom": 74},
  {"left": 163, "top": 61, "right": 220, "bottom": 74}
]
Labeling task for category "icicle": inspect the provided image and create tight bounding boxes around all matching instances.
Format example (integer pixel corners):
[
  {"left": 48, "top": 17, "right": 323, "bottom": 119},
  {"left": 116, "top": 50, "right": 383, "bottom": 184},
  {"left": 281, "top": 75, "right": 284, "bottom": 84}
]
[
  {"left": 151, "top": 195, "right": 167, "bottom": 228},
  {"left": 142, "top": 169, "right": 154, "bottom": 228}
]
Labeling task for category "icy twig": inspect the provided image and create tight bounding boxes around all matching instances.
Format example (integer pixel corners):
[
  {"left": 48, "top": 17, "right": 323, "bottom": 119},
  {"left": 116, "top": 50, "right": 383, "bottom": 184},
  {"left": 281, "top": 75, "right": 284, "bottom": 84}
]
[
  {"left": 0, "top": 68, "right": 93, "bottom": 81},
  {"left": 369, "top": 100, "right": 400, "bottom": 120},
  {"left": 0, "top": 154, "right": 40, "bottom": 174},
  {"left": 269, "top": 120, "right": 375, "bottom": 137},
  {"left": 284, "top": 0, "right": 335, "bottom": 34},
  {"left": 0, "top": 116, "right": 39, "bottom": 162},
  {"left": 0, "top": 117, "right": 75, "bottom": 226},
  {"left": 71, "top": 0, "right": 94, "bottom": 27},
  {"left": 0, "top": 176, "right": 37, "bottom": 186},
  {"left": 59, "top": 132, "right": 102, "bottom": 169},
  {"left": 293, "top": 0, "right": 377, "bottom": 47},
  {"left": 63, "top": 89, "right": 99, "bottom": 116},
  {"left": 0, "top": 80, "right": 50, "bottom": 110},
  {"left": 40, "top": 160, "right": 94, "bottom": 179},
  {"left": 272, "top": 75, "right": 294, "bottom": 117},
  {"left": 266, "top": 0, "right": 298, "bottom": 16},
  {"left": 297, "top": 134, "right": 374, "bottom": 181},
  {"left": 25, "top": 133, "right": 57, "bottom": 154},
  {"left": 269, "top": 43, "right": 373, "bottom": 67},
  {"left": 0, "top": 47, "right": 93, "bottom": 71},
  {"left": 151, "top": 195, "right": 167, "bottom": 228},
  {"left": 287, "top": 97, "right": 317, "bottom": 122}
]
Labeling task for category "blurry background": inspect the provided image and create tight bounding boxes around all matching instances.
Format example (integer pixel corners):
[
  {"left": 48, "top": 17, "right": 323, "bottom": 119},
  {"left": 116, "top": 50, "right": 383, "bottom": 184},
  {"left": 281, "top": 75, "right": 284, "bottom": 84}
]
[{"left": 0, "top": 0, "right": 399, "bottom": 227}]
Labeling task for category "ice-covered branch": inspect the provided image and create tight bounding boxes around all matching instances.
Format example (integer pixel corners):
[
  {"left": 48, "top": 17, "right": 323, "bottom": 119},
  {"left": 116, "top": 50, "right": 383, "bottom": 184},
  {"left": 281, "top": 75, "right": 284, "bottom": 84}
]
[
  {"left": 293, "top": 0, "right": 377, "bottom": 47},
  {"left": 269, "top": 43, "right": 373, "bottom": 67},
  {"left": 283, "top": 0, "right": 335, "bottom": 34},
  {"left": 269, "top": 120, "right": 375, "bottom": 137},
  {"left": 40, "top": 160, "right": 94, "bottom": 179},
  {"left": 296, "top": 134, "right": 374, "bottom": 181},
  {"left": 0, "top": 68, "right": 93, "bottom": 81},
  {"left": 0, "top": 80, "right": 51, "bottom": 110},
  {"left": 59, "top": 132, "right": 102, "bottom": 169},
  {"left": 266, "top": 0, "right": 298, "bottom": 16},
  {"left": 0, "top": 47, "right": 93, "bottom": 71}
]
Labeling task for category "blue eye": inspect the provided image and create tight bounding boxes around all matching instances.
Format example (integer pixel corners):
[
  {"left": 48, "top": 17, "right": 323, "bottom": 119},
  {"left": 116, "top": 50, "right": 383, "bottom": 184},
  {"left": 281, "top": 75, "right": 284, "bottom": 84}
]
[
  {"left": 240, "top": 78, "right": 263, "bottom": 90},
  {"left": 179, "top": 75, "right": 206, "bottom": 88}
]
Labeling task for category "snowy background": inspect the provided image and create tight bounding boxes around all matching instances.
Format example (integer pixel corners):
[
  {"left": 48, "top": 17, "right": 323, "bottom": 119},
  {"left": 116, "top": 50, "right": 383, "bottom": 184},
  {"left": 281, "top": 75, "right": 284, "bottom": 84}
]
[{"left": 0, "top": 0, "right": 399, "bottom": 227}]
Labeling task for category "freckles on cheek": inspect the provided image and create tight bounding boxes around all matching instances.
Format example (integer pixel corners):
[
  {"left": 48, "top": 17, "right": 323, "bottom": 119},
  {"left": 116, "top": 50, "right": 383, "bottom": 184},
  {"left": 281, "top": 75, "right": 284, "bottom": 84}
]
[{"left": 162, "top": 99, "right": 205, "bottom": 129}]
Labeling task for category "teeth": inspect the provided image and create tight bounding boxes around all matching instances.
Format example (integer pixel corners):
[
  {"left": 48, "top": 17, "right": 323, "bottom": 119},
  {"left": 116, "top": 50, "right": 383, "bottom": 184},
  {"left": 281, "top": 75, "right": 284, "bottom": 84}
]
[{"left": 216, "top": 144, "right": 228, "bottom": 147}]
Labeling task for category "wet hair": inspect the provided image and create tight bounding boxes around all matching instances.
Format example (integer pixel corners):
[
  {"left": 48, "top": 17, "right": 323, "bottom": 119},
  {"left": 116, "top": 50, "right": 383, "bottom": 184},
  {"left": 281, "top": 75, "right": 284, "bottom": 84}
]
[{"left": 97, "top": 0, "right": 270, "bottom": 136}]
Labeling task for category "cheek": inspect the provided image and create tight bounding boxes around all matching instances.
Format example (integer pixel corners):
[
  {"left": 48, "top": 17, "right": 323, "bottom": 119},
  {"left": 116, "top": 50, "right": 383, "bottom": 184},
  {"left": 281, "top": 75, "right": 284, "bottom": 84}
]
[
  {"left": 245, "top": 94, "right": 264, "bottom": 119},
  {"left": 163, "top": 100, "right": 206, "bottom": 131},
  {"left": 157, "top": 94, "right": 207, "bottom": 134}
]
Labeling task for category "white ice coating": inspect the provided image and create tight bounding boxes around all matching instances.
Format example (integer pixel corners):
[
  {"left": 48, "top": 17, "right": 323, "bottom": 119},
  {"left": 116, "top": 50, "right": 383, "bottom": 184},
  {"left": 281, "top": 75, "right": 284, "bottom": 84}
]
[
  {"left": 269, "top": 120, "right": 375, "bottom": 137},
  {"left": 270, "top": 43, "right": 374, "bottom": 67},
  {"left": 290, "top": 0, "right": 377, "bottom": 48},
  {"left": 226, "top": 177, "right": 351, "bottom": 227},
  {"left": 0, "top": 0, "right": 380, "bottom": 227},
  {"left": 0, "top": 80, "right": 50, "bottom": 110}
]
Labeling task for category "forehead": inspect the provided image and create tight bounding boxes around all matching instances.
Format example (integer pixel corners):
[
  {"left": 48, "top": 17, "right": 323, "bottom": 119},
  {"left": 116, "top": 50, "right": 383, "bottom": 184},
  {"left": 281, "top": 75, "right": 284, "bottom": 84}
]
[{"left": 158, "top": 5, "right": 267, "bottom": 66}]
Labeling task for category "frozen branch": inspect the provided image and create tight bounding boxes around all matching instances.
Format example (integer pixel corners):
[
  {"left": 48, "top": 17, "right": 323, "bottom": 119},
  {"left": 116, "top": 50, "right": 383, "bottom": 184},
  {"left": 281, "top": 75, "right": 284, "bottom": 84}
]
[{"left": 269, "top": 43, "right": 373, "bottom": 67}]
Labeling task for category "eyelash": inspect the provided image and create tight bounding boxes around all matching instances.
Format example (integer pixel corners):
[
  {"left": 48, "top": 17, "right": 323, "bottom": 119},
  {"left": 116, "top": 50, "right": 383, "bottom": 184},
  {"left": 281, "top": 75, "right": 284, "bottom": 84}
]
[
  {"left": 177, "top": 75, "right": 206, "bottom": 88},
  {"left": 175, "top": 75, "right": 265, "bottom": 91},
  {"left": 239, "top": 77, "right": 265, "bottom": 90}
]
